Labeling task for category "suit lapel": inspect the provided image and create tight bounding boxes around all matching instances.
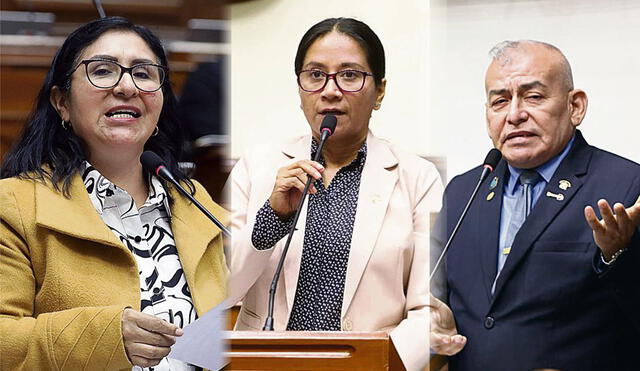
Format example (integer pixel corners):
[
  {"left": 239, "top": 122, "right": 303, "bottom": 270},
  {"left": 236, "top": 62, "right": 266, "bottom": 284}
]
[
  {"left": 280, "top": 135, "right": 313, "bottom": 313},
  {"left": 490, "top": 133, "right": 592, "bottom": 303},
  {"left": 477, "top": 160, "right": 508, "bottom": 303},
  {"left": 35, "top": 174, "right": 124, "bottom": 251},
  {"left": 342, "top": 132, "right": 398, "bottom": 317}
]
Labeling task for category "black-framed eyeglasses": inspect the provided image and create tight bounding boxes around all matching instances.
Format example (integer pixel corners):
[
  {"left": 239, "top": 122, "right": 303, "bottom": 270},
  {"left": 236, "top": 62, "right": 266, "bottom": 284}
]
[
  {"left": 297, "top": 69, "right": 373, "bottom": 93},
  {"left": 68, "top": 59, "right": 167, "bottom": 92}
]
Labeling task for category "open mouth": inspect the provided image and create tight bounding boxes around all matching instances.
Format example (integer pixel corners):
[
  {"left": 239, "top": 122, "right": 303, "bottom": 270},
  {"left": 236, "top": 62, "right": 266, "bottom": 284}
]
[
  {"left": 506, "top": 131, "right": 535, "bottom": 141},
  {"left": 105, "top": 110, "right": 141, "bottom": 119},
  {"left": 105, "top": 107, "right": 141, "bottom": 119},
  {"left": 320, "top": 109, "right": 345, "bottom": 115}
]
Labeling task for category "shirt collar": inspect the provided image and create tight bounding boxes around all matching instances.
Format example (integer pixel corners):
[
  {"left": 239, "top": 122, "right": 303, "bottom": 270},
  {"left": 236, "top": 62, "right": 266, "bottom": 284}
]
[
  {"left": 505, "top": 133, "right": 576, "bottom": 195},
  {"left": 81, "top": 161, "right": 171, "bottom": 216},
  {"left": 310, "top": 138, "right": 368, "bottom": 170}
]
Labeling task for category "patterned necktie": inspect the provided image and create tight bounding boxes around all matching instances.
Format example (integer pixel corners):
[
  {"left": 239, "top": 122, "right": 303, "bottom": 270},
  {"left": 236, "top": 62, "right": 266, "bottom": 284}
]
[{"left": 493, "top": 169, "right": 542, "bottom": 294}]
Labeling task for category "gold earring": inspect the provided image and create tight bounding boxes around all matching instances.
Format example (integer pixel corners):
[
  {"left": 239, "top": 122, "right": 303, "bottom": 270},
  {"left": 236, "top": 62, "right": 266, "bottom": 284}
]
[{"left": 152, "top": 126, "right": 159, "bottom": 136}]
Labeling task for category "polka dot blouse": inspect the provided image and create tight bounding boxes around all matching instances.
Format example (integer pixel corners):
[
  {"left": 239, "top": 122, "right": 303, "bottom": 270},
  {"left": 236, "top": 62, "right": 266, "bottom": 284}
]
[{"left": 251, "top": 139, "right": 367, "bottom": 331}]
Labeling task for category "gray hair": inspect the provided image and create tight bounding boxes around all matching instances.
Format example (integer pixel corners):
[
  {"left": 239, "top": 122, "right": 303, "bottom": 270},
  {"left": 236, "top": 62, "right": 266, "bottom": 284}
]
[{"left": 489, "top": 40, "right": 574, "bottom": 90}]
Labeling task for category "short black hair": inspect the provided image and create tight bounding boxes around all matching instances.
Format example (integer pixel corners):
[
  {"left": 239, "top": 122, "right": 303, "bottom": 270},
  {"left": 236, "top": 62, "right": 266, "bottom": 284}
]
[
  {"left": 1, "top": 16, "right": 193, "bottom": 197},
  {"left": 294, "top": 17, "right": 385, "bottom": 86}
]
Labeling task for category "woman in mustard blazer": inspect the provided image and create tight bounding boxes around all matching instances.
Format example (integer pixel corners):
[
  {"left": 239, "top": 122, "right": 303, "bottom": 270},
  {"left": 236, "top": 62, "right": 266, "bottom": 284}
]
[{"left": 0, "top": 17, "right": 227, "bottom": 370}]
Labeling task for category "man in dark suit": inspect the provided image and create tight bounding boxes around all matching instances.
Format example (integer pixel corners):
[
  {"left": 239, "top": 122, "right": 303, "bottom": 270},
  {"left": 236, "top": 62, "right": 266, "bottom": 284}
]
[{"left": 429, "top": 40, "right": 640, "bottom": 371}]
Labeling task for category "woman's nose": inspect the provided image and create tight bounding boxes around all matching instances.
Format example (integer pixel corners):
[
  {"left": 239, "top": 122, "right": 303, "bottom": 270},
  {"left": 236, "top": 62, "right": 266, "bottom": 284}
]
[
  {"left": 321, "top": 76, "right": 343, "bottom": 99},
  {"left": 112, "top": 72, "right": 139, "bottom": 97}
]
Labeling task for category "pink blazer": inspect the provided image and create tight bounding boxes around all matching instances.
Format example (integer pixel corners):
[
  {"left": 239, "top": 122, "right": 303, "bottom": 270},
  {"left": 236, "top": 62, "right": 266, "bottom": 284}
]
[{"left": 226, "top": 131, "right": 443, "bottom": 371}]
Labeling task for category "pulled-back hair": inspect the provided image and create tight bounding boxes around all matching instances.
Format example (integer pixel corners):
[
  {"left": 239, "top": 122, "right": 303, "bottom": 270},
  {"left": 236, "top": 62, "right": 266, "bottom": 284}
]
[{"left": 294, "top": 17, "right": 385, "bottom": 86}]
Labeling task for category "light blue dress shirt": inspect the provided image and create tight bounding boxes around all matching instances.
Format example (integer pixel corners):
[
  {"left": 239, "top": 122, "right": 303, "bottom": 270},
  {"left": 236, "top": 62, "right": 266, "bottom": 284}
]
[{"left": 494, "top": 134, "right": 576, "bottom": 289}]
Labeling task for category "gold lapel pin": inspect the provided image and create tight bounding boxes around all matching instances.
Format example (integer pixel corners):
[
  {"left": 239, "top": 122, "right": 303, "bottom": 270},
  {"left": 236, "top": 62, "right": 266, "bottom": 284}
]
[
  {"left": 559, "top": 180, "right": 571, "bottom": 190},
  {"left": 546, "top": 191, "right": 565, "bottom": 201},
  {"left": 486, "top": 191, "right": 495, "bottom": 201}
]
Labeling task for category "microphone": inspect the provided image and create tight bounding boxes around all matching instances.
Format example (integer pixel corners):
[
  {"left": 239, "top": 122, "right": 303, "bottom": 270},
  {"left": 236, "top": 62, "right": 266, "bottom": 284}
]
[
  {"left": 140, "top": 151, "right": 231, "bottom": 237},
  {"left": 429, "top": 148, "right": 502, "bottom": 281},
  {"left": 263, "top": 114, "right": 337, "bottom": 331}
]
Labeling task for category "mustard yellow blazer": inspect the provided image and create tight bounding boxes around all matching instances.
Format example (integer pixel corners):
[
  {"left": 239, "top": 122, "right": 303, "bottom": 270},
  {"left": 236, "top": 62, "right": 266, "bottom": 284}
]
[{"left": 0, "top": 173, "right": 227, "bottom": 370}]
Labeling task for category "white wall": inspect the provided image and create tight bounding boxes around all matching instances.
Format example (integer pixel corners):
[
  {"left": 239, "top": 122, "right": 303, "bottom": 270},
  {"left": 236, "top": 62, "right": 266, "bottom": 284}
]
[{"left": 231, "top": 0, "right": 640, "bottom": 181}]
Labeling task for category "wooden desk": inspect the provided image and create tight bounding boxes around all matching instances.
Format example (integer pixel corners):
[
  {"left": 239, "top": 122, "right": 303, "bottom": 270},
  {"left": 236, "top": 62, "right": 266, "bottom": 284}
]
[{"left": 223, "top": 331, "right": 406, "bottom": 371}]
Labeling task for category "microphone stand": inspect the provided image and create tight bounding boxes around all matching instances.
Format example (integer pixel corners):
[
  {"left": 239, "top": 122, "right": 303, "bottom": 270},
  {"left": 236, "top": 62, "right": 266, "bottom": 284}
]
[
  {"left": 163, "top": 175, "right": 231, "bottom": 237},
  {"left": 263, "top": 128, "right": 331, "bottom": 331},
  {"left": 429, "top": 150, "right": 501, "bottom": 282}
]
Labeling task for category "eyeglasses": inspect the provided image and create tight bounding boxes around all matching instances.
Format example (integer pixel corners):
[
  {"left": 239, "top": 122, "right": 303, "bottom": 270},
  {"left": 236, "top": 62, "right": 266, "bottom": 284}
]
[
  {"left": 69, "top": 59, "right": 167, "bottom": 92},
  {"left": 297, "top": 69, "right": 373, "bottom": 93}
]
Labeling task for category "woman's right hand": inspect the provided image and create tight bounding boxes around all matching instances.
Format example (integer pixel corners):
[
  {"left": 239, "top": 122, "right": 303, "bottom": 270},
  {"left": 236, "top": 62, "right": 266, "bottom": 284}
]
[
  {"left": 121, "top": 308, "right": 183, "bottom": 368},
  {"left": 269, "top": 160, "right": 324, "bottom": 219}
]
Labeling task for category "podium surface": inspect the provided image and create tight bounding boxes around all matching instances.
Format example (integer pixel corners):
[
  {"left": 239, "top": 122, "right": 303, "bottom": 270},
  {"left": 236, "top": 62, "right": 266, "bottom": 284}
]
[{"left": 223, "top": 330, "right": 405, "bottom": 371}]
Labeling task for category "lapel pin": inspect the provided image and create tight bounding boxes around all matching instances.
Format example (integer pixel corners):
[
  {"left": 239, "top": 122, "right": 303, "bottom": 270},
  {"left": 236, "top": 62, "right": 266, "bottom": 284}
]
[
  {"left": 559, "top": 180, "right": 571, "bottom": 190},
  {"left": 489, "top": 176, "right": 499, "bottom": 190},
  {"left": 371, "top": 194, "right": 382, "bottom": 204},
  {"left": 486, "top": 191, "right": 495, "bottom": 201},
  {"left": 546, "top": 191, "right": 565, "bottom": 201}
]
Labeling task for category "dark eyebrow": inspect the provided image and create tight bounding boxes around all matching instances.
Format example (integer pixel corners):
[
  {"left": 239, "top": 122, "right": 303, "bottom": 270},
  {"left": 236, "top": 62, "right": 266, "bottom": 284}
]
[
  {"left": 487, "top": 81, "right": 548, "bottom": 97},
  {"left": 87, "top": 54, "right": 158, "bottom": 65},
  {"left": 487, "top": 88, "right": 509, "bottom": 97},
  {"left": 303, "top": 61, "right": 368, "bottom": 71},
  {"left": 519, "top": 81, "right": 547, "bottom": 92}
]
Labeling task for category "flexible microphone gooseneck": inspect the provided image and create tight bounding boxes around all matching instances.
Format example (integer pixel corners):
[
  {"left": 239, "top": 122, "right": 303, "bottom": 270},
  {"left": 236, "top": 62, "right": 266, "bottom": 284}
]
[
  {"left": 92, "top": 0, "right": 106, "bottom": 18},
  {"left": 429, "top": 148, "right": 502, "bottom": 281},
  {"left": 140, "top": 151, "right": 231, "bottom": 237},
  {"left": 262, "top": 114, "right": 338, "bottom": 331}
]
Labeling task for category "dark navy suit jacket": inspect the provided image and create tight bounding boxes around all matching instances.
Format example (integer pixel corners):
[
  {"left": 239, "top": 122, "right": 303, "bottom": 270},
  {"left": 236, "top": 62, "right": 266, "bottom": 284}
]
[{"left": 433, "top": 131, "right": 640, "bottom": 371}]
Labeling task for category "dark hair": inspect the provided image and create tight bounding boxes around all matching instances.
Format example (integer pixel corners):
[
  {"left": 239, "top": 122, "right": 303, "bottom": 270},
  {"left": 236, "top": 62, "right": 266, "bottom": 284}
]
[
  {"left": 294, "top": 17, "right": 385, "bottom": 86},
  {"left": 0, "top": 16, "right": 194, "bottom": 197}
]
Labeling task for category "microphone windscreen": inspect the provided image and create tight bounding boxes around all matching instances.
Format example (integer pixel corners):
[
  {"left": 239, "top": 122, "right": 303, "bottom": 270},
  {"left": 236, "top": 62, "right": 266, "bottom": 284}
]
[
  {"left": 483, "top": 148, "right": 502, "bottom": 170},
  {"left": 320, "top": 114, "right": 337, "bottom": 135},
  {"left": 140, "top": 151, "right": 165, "bottom": 175}
]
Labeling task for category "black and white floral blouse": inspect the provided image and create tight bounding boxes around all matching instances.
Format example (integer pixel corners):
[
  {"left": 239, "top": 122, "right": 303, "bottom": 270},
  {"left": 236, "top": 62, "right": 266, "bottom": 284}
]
[{"left": 82, "top": 162, "right": 195, "bottom": 371}]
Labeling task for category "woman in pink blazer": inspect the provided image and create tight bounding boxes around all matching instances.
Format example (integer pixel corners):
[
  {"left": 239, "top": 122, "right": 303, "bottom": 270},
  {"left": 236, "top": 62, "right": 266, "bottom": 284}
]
[{"left": 226, "top": 18, "right": 443, "bottom": 371}]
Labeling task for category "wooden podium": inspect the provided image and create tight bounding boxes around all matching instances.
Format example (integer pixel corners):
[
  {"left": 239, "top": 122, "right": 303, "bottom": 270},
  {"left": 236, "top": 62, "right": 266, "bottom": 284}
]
[
  {"left": 222, "top": 331, "right": 447, "bottom": 370},
  {"left": 222, "top": 331, "right": 405, "bottom": 371}
]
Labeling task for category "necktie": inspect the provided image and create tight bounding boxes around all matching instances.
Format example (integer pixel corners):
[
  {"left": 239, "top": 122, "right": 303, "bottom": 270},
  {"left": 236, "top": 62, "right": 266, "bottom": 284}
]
[
  {"left": 520, "top": 169, "right": 541, "bottom": 217},
  {"left": 493, "top": 169, "right": 541, "bottom": 294}
]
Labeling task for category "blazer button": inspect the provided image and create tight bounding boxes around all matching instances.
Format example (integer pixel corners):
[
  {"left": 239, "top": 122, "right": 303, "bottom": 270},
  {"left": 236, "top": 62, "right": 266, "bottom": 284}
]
[
  {"left": 343, "top": 318, "right": 353, "bottom": 331},
  {"left": 484, "top": 316, "right": 495, "bottom": 329}
]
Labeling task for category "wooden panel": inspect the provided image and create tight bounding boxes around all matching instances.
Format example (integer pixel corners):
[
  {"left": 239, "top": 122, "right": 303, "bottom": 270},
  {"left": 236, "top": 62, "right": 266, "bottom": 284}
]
[
  {"left": 223, "top": 331, "right": 394, "bottom": 371},
  {"left": 1, "top": 0, "right": 226, "bottom": 24}
]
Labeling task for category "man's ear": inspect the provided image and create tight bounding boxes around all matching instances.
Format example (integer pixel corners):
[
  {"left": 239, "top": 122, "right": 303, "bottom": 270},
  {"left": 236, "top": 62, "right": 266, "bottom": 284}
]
[
  {"left": 568, "top": 89, "right": 588, "bottom": 128},
  {"left": 50, "top": 86, "right": 70, "bottom": 121}
]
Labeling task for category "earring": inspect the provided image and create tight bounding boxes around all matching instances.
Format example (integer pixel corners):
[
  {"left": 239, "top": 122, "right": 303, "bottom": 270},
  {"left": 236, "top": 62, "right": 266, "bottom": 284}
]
[
  {"left": 152, "top": 126, "right": 159, "bottom": 136},
  {"left": 374, "top": 102, "right": 381, "bottom": 109},
  {"left": 61, "top": 119, "right": 70, "bottom": 130}
]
